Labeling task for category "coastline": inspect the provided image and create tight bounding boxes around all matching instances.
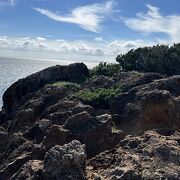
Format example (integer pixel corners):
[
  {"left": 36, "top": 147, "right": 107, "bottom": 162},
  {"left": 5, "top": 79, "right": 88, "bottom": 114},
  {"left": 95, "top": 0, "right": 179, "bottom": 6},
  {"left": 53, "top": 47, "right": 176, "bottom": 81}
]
[
  {"left": 0, "top": 62, "right": 179, "bottom": 179},
  {"left": 0, "top": 58, "right": 98, "bottom": 107}
]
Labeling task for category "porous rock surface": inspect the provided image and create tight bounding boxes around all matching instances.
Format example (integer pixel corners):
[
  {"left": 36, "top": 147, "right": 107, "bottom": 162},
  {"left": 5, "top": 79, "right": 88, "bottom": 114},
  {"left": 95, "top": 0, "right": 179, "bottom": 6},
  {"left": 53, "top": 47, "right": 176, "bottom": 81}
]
[
  {"left": 42, "top": 140, "right": 86, "bottom": 180},
  {"left": 0, "top": 64, "right": 179, "bottom": 179},
  {"left": 2, "top": 63, "right": 89, "bottom": 114},
  {"left": 111, "top": 75, "right": 180, "bottom": 134},
  {"left": 87, "top": 130, "right": 180, "bottom": 180}
]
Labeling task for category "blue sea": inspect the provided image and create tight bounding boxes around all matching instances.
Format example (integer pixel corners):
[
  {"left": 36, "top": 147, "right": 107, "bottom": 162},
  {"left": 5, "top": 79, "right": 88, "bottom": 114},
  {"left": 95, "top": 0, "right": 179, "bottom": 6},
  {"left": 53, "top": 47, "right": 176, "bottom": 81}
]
[{"left": 0, "top": 58, "right": 80, "bottom": 108}]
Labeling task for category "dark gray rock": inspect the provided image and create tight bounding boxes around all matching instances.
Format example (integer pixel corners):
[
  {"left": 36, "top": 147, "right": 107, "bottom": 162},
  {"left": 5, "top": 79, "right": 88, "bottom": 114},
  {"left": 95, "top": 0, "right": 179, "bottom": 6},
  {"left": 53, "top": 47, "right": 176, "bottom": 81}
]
[
  {"left": 10, "top": 160, "right": 43, "bottom": 180},
  {"left": 3, "top": 63, "right": 89, "bottom": 114},
  {"left": 0, "top": 128, "right": 8, "bottom": 153},
  {"left": 63, "top": 112, "right": 125, "bottom": 157},
  {"left": 24, "top": 119, "right": 51, "bottom": 144},
  {"left": 42, "top": 140, "right": 86, "bottom": 180},
  {"left": 0, "top": 153, "right": 30, "bottom": 180},
  {"left": 84, "top": 75, "right": 115, "bottom": 89},
  {"left": 43, "top": 125, "right": 72, "bottom": 150},
  {"left": 116, "top": 71, "right": 164, "bottom": 92}
]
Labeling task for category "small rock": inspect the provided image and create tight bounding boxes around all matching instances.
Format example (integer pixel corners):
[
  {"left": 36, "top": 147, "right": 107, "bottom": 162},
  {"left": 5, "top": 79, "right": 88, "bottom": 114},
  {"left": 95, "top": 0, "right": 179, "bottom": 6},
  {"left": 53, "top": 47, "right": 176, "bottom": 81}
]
[
  {"left": 10, "top": 160, "right": 43, "bottom": 180},
  {"left": 43, "top": 125, "right": 72, "bottom": 149}
]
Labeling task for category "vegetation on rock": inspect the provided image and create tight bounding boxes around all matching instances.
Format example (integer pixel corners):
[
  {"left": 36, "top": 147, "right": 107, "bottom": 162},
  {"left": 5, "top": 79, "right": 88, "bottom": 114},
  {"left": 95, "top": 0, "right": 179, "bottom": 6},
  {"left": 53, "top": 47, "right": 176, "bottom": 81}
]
[
  {"left": 75, "top": 85, "right": 123, "bottom": 109},
  {"left": 51, "top": 81, "right": 80, "bottom": 91},
  {"left": 90, "top": 62, "right": 121, "bottom": 77}
]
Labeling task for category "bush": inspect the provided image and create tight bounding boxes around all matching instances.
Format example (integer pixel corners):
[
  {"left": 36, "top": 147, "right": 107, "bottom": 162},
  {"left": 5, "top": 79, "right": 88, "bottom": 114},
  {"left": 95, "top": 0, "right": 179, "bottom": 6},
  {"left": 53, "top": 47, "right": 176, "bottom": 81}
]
[
  {"left": 52, "top": 81, "right": 80, "bottom": 91},
  {"left": 116, "top": 43, "right": 180, "bottom": 76},
  {"left": 90, "top": 62, "right": 121, "bottom": 77},
  {"left": 75, "top": 85, "right": 122, "bottom": 109}
]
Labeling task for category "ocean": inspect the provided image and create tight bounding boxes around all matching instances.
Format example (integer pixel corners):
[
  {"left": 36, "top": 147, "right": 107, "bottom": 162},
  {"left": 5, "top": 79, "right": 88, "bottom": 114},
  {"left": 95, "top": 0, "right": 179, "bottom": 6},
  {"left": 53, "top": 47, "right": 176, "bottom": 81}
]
[{"left": 0, "top": 58, "right": 92, "bottom": 108}]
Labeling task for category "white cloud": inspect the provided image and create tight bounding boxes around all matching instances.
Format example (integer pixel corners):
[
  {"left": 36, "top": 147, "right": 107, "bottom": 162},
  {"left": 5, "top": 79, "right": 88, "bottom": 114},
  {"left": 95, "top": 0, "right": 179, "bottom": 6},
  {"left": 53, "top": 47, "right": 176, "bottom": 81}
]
[
  {"left": 0, "top": 37, "right": 10, "bottom": 47},
  {"left": 33, "top": 0, "right": 115, "bottom": 32},
  {"left": 36, "top": 37, "right": 46, "bottom": 41},
  {"left": 0, "top": 36, "right": 167, "bottom": 63},
  {"left": 108, "top": 39, "right": 156, "bottom": 55},
  {"left": 124, "top": 4, "right": 180, "bottom": 42},
  {"left": 95, "top": 37, "right": 106, "bottom": 42}
]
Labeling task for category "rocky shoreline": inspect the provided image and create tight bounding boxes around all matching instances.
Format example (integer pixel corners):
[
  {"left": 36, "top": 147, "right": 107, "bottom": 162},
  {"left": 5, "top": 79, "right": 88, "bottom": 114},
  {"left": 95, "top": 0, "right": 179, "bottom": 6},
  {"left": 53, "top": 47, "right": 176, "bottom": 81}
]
[{"left": 0, "top": 63, "right": 179, "bottom": 179}]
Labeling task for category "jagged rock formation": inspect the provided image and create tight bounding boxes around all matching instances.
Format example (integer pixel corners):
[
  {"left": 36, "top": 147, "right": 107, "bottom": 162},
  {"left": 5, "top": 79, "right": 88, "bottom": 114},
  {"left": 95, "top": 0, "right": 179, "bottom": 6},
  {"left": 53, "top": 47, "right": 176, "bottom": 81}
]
[
  {"left": 0, "top": 63, "right": 179, "bottom": 179},
  {"left": 2, "top": 63, "right": 89, "bottom": 114},
  {"left": 9, "top": 140, "right": 86, "bottom": 180},
  {"left": 111, "top": 75, "right": 180, "bottom": 134},
  {"left": 42, "top": 140, "right": 86, "bottom": 180},
  {"left": 87, "top": 130, "right": 180, "bottom": 179}
]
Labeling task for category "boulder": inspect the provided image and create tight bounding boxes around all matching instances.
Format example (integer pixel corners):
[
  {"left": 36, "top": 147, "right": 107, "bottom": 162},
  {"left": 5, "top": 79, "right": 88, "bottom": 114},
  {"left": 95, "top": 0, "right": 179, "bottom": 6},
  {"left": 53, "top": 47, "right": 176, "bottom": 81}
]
[
  {"left": 9, "top": 108, "right": 36, "bottom": 132},
  {"left": 43, "top": 125, "right": 72, "bottom": 150},
  {"left": 71, "top": 103, "right": 95, "bottom": 116},
  {"left": 6, "top": 132, "right": 26, "bottom": 154},
  {"left": 42, "top": 140, "right": 86, "bottom": 180},
  {"left": 24, "top": 119, "right": 51, "bottom": 144},
  {"left": 63, "top": 111, "right": 102, "bottom": 135},
  {"left": 10, "top": 160, "right": 43, "bottom": 180},
  {"left": 111, "top": 76, "right": 180, "bottom": 134},
  {"left": 87, "top": 130, "right": 180, "bottom": 180},
  {"left": 47, "top": 110, "right": 72, "bottom": 125},
  {"left": 0, "top": 153, "right": 30, "bottom": 180},
  {"left": 83, "top": 75, "right": 115, "bottom": 89},
  {"left": 41, "top": 99, "right": 78, "bottom": 118},
  {"left": 116, "top": 71, "right": 164, "bottom": 92},
  {"left": 63, "top": 112, "right": 125, "bottom": 157},
  {"left": 3, "top": 63, "right": 89, "bottom": 114}
]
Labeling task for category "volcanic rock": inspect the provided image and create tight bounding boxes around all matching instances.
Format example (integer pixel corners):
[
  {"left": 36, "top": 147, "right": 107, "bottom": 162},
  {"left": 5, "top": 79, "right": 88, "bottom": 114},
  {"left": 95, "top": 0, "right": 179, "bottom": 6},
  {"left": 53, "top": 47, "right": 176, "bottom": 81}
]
[
  {"left": 87, "top": 130, "right": 180, "bottom": 180},
  {"left": 3, "top": 63, "right": 89, "bottom": 114},
  {"left": 42, "top": 140, "right": 86, "bottom": 180},
  {"left": 0, "top": 63, "right": 180, "bottom": 179},
  {"left": 111, "top": 75, "right": 180, "bottom": 134}
]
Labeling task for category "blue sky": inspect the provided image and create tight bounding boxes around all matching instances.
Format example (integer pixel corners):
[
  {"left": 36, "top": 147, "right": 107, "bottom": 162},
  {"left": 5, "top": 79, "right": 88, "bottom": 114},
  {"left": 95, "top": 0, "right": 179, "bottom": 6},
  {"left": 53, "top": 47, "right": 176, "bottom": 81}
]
[{"left": 0, "top": 0, "right": 180, "bottom": 64}]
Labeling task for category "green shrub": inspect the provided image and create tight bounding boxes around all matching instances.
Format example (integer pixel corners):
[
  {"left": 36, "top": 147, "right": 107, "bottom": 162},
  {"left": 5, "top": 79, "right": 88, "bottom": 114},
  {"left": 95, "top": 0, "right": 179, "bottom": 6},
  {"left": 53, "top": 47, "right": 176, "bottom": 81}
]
[
  {"left": 52, "top": 81, "right": 80, "bottom": 91},
  {"left": 75, "top": 85, "right": 122, "bottom": 109},
  {"left": 90, "top": 62, "right": 121, "bottom": 77},
  {"left": 116, "top": 43, "right": 180, "bottom": 76}
]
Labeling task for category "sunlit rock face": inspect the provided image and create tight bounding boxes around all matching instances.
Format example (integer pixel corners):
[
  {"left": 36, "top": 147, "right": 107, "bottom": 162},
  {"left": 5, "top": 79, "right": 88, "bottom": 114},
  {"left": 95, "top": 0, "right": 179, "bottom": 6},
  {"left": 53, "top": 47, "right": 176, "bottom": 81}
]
[{"left": 111, "top": 75, "right": 180, "bottom": 134}]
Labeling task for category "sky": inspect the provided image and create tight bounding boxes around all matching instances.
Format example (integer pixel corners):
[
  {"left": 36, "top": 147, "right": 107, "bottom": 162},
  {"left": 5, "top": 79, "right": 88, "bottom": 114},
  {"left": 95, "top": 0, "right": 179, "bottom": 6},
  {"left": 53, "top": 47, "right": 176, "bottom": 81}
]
[{"left": 0, "top": 0, "right": 180, "bottom": 64}]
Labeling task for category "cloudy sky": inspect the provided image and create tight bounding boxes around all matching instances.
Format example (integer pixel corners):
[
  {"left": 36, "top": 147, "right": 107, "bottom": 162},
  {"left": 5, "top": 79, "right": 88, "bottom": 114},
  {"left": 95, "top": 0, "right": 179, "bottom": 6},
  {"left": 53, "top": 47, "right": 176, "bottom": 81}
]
[{"left": 0, "top": 0, "right": 180, "bottom": 63}]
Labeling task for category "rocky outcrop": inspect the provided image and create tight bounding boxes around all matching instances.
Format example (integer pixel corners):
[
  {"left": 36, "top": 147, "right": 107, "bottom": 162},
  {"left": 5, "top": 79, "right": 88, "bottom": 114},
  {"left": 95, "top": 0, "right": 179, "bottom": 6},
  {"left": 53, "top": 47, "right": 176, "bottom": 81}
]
[
  {"left": 43, "top": 125, "right": 72, "bottom": 149},
  {"left": 2, "top": 63, "right": 89, "bottom": 114},
  {"left": 111, "top": 75, "right": 180, "bottom": 134},
  {"left": 0, "top": 64, "right": 180, "bottom": 179},
  {"left": 83, "top": 75, "right": 115, "bottom": 89},
  {"left": 7, "top": 141, "right": 86, "bottom": 180},
  {"left": 116, "top": 71, "right": 164, "bottom": 92},
  {"left": 63, "top": 112, "right": 125, "bottom": 157},
  {"left": 42, "top": 140, "right": 86, "bottom": 180},
  {"left": 10, "top": 160, "right": 43, "bottom": 180},
  {"left": 0, "top": 153, "right": 31, "bottom": 180},
  {"left": 87, "top": 130, "right": 180, "bottom": 180}
]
